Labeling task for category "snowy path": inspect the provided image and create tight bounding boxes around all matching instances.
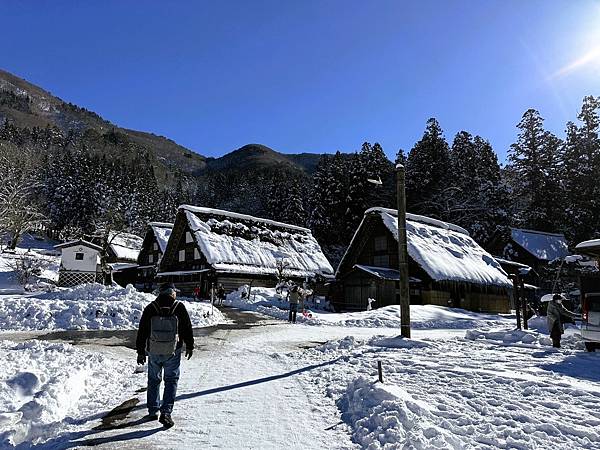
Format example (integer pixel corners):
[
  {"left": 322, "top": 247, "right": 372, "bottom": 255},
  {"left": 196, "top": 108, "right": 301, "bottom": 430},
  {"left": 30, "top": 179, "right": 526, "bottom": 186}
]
[{"left": 46, "top": 309, "right": 394, "bottom": 449}]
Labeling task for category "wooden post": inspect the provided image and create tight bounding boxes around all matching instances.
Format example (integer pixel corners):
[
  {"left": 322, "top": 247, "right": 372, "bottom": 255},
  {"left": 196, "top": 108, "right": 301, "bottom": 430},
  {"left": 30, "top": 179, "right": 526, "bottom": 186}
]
[
  {"left": 396, "top": 164, "right": 411, "bottom": 339},
  {"left": 377, "top": 360, "right": 383, "bottom": 383},
  {"left": 520, "top": 277, "right": 528, "bottom": 330},
  {"left": 512, "top": 274, "right": 522, "bottom": 330}
]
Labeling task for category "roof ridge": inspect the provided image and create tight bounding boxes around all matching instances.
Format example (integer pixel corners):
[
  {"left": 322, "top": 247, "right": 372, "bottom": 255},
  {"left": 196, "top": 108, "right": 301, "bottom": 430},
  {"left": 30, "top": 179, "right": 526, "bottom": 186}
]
[
  {"left": 179, "top": 205, "right": 311, "bottom": 232},
  {"left": 510, "top": 227, "right": 566, "bottom": 237}
]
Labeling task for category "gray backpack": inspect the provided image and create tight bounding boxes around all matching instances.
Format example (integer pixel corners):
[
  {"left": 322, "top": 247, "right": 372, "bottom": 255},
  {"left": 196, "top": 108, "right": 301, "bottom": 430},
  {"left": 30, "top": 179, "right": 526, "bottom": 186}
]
[{"left": 147, "top": 301, "right": 180, "bottom": 356}]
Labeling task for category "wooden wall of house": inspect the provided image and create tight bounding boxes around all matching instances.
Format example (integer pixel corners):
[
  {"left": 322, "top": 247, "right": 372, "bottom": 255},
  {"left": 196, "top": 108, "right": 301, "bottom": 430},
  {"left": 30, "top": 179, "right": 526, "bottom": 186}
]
[{"left": 138, "top": 230, "right": 165, "bottom": 268}]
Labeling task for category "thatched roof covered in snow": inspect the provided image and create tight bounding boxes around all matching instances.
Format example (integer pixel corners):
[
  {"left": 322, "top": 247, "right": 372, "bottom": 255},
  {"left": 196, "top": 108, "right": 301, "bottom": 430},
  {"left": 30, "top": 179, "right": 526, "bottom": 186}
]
[
  {"left": 338, "top": 207, "right": 512, "bottom": 288},
  {"left": 179, "top": 205, "right": 334, "bottom": 278}
]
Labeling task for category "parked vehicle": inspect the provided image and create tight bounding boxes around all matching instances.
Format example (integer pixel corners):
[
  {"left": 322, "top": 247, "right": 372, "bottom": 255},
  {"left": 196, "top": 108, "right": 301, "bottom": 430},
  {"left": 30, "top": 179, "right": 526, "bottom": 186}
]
[{"left": 582, "top": 293, "right": 600, "bottom": 352}]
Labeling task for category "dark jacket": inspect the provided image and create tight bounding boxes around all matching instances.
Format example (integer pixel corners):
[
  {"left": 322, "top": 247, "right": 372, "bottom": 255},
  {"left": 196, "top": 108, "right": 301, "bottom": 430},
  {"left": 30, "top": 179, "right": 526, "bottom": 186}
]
[{"left": 136, "top": 294, "right": 194, "bottom": 355}]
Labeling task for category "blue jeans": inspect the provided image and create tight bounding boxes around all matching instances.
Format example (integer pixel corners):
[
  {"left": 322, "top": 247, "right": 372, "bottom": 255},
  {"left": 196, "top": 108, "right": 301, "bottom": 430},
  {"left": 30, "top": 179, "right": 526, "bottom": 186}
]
[{"left": 147, "top": 349, "right": 182, "bottom": 414}]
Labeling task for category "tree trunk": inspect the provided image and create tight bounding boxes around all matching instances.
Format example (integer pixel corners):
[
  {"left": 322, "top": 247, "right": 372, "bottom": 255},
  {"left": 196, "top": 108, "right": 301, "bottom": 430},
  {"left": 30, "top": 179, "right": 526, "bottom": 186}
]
[{"left": 9, "top": 230, "right": 21, "bottom": 250}]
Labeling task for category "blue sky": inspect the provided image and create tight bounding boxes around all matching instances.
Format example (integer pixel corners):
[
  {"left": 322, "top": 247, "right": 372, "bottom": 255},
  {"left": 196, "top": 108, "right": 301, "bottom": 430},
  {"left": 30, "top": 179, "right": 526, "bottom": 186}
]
[{"left": 2, "top": 0, "right": 599, "bottom": 162}]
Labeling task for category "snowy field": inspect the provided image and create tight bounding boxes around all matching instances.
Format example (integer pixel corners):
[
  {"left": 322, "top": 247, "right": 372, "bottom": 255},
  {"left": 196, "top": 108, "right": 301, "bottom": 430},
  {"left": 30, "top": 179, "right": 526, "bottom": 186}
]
[
  {"left": 0, "top": 283, "right": 224, "bottom": 332},
  {"left": 0, "top": 339, "right": 138, "bottom": 448},
  {"left": 225, "top": 286, "right": 513, "bottom": 329},
  {"left": 287, "top": 327, "right": 600, "bottom": 449}
]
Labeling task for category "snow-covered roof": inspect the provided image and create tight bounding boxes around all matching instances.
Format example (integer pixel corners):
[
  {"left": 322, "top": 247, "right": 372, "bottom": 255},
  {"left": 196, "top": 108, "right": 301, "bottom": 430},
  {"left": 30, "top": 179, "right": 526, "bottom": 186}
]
[
  {"left": 108, "top": 232, "right": 143, "bottom": 262},
  {"left": 149, "top": 222, "right": 173, "bottom": 253},
  {"left": 575, "top": 239, "right": 600, "bottom": 252},
  {"left": 108, "top": 262, "right": 138, "bottom": 272},
  {"left": 180, "top": 205, "right": 334, "bottom": 278},
  {"left": 54, "top": 240, "right": 102, "bottom": 252},
  {"left": 510, "top": 228, "right": 569, "bottom": 261},
  {"left": 353, "top": 264, "right": 422, "bottom": 283},
  {"left": 340, "top": 208, "right": 511, "bottom": 288},
  {"left": 493, "top": 257, "right": 532, "bottom": 270}
]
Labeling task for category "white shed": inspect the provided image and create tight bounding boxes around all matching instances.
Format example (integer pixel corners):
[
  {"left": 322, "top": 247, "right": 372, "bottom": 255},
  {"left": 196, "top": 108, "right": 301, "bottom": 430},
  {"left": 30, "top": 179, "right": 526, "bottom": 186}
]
[{"left": 55, "top": 240, "right": 103, "bottom": 286}]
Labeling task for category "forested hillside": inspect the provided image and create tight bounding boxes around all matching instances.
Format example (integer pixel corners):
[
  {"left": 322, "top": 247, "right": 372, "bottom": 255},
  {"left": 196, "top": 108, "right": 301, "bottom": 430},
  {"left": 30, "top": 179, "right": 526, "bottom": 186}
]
[{"left": 1, "top": 69, "right": 599, "bottom": 266}]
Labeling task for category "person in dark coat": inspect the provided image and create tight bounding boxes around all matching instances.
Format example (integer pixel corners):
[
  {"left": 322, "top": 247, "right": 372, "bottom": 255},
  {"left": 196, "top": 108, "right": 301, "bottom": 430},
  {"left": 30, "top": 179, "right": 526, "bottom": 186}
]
[
  {"left": 546, "top": 294, "right": 580, "bottom": 348},
  {"left": 136, "top": 282, "right": 194, "bottom": 428},
  {"left": 288, "top": 285, "right": 300, "bottom": 323}
]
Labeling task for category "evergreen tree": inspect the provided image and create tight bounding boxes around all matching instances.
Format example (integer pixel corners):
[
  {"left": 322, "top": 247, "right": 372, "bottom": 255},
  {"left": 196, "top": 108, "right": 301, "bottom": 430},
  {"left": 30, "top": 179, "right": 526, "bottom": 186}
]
[
  {"left": 405, "top": 118, "right": 451, "bottom": 217},
  {"left": 507, "top": 109, "right": 564, "bottom": 231},
  {"left": 562, "top": 96, "right": 600, "bottom": 242}
]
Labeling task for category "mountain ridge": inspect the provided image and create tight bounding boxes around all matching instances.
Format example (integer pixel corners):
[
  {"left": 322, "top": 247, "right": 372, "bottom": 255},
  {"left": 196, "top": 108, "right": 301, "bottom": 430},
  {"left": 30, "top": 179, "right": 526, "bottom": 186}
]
[{"left": 0, "top": 69, "right": 324, "bottom": 176}]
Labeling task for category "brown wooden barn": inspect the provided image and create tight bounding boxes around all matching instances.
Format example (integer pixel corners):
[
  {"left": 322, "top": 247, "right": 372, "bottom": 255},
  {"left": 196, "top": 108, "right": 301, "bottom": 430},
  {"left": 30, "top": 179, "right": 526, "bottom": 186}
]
[
  {"left": 156, "top": 205, "right": 334, "bottom": 296},
  {"left": 136, "top": 222, "right": 173, "bottom": 292},
  {"left": 333, "top": 207, "right": 512, "bottom": 313}
]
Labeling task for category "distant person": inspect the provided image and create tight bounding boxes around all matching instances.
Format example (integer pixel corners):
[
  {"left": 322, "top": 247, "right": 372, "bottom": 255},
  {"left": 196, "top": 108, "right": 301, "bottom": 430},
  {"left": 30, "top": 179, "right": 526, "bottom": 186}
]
[
  {"left": 288, "top": 285, "right": 300, "bottom": 323},
  {"left": 217, "top": 283, "right": 226, "bottom": 306},
  {"left": 547, "top": 294, "right": 580, "bottom": 348},
  {"left": 136, "top": 282, "right": 194, "bottom": 428},
  {"left": 193, "top": 286, "right": 201, "bottom": 301}
]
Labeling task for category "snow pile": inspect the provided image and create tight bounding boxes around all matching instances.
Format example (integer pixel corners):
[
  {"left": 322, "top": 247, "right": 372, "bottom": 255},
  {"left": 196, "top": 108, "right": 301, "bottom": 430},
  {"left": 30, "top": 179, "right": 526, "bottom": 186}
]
[
  {"left": 376, "top": 208, "right": 511, "bottom": 287},
  {"left": 511, "top": 228, "right": 569, "bottom": 261},
  {"left": 293, "top": 330, "right": 600, "bottom": 449},
  {"left": 226, "top": 287, "right": 512, "bottom": 329},
  {"left": 0, "top": 284, "right": 224, "bottom": 331},
  {"left": 181, "top": 205, "right": 334, "bottom": 278},
  {"left": 466, "top": 325, "right": 585, "bottom": 350},
  {"left": 0, "top": 339, "right": 136, "bottom": 447},
  {"left": 337, "top": 377, "right": 463, "bottom": 449}
]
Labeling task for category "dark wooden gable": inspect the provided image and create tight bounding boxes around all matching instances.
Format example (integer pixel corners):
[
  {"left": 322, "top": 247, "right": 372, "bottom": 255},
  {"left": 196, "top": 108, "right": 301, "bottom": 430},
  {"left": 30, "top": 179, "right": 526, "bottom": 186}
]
[
  {"left": 137, "top": 227, "right": 164, "bottom": 267},
  {"left": 160, "top": 210, "right": 208, "bottom": 273}
]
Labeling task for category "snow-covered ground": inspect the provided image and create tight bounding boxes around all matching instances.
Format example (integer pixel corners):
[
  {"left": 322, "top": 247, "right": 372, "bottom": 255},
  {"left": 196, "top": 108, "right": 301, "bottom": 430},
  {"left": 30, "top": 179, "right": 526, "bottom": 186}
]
[
  {"left": 288, "top": 326, "right": 600, "bottom": 449},
  {"left": 0, "top": 339, "right": 138, "bottom": 448},
  {"left": 225, "top": 286, "right": 513, "bottom": 329},
  {"left": 0, "top": 284, "right": 224, "bottom": 332},
  {"left": 0, "top": 234, "right": 60, "bottom": 295}
]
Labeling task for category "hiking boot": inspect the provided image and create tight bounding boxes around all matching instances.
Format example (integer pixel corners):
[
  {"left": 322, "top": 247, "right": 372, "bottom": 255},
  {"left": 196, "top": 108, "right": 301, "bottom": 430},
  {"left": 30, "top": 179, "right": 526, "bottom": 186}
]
[
  {"left": 159, "top": 413, "right": 174, "bottom": 428},
  {"left": 145, "top": 412, "right": 158, "bottom": 421}
]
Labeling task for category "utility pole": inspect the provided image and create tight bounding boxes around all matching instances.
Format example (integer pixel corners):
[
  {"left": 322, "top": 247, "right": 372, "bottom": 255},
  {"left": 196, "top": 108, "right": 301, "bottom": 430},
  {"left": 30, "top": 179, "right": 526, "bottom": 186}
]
[
  {"left": 396, "top": 164, "right": 411, "bottom": 338},
  {"left": 511, "top": 274, "right": 522, "bottom": 330}
]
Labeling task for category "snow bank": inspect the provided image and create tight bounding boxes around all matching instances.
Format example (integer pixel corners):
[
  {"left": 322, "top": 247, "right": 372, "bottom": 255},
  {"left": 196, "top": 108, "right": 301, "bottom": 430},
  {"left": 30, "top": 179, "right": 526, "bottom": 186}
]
[
  {"left": 226, "top": 287, "right": 512, "bottom": 329},
  {"left": 466, "top": 324, "right": 585, "bottom": 350},
  {"left": 293, "top": 329, "right": 600, "bottom": 449},
  {"left": 0, "top": 284, "right": 224, "bottom": 331},
  {"left": 337, "top": 377, "right": 463, "bottom": 449},
  {"left": 0, "top": 339, "right": 136, "bottom": 447}
]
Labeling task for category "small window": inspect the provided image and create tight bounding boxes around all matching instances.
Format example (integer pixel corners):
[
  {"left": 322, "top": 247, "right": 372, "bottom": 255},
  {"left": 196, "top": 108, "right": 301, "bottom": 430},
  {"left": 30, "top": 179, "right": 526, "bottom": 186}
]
[
  {"left": 148, "top": 254, "right": 154, "bottom": 264},
  {"left": 178, "top": 249, "right": 186, "bottom": 262},
  {"left": 186, "top": 231, "right": 193, "bottom": 244},
  {"left": 75, "top": 252, "right": 84, "bottom": 261},
  {"left": 194, "top": 248, "right": 201, "bottom": 260},
  {"left": 373, "top": 254, "right": 389, "bottom": 267},
  {"left": 374, "top": 236, "right": 387, "bottom": 251},
  {"left": 153, "top": 242, "right": 158, "bottom": 251}
]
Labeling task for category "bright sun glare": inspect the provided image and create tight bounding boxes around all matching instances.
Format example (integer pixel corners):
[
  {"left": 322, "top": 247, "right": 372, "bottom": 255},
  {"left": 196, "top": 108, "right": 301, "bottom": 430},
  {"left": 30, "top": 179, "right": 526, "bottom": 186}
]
[{"left": 551, "top": 6, "right": 600, "bottom": 79}]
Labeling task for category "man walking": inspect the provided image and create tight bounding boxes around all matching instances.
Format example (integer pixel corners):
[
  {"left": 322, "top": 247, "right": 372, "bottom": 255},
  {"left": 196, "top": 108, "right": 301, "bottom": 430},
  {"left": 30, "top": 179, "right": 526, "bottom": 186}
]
[{"left": 136, "top": 282, "right": 194, "bottom": 428}]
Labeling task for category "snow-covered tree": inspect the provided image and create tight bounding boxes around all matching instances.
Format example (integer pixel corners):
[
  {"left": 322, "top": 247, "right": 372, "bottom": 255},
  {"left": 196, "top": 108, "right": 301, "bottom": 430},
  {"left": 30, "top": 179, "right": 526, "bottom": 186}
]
[{"left": 406, "top": 118, "right": 451, "bottom": 218}]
